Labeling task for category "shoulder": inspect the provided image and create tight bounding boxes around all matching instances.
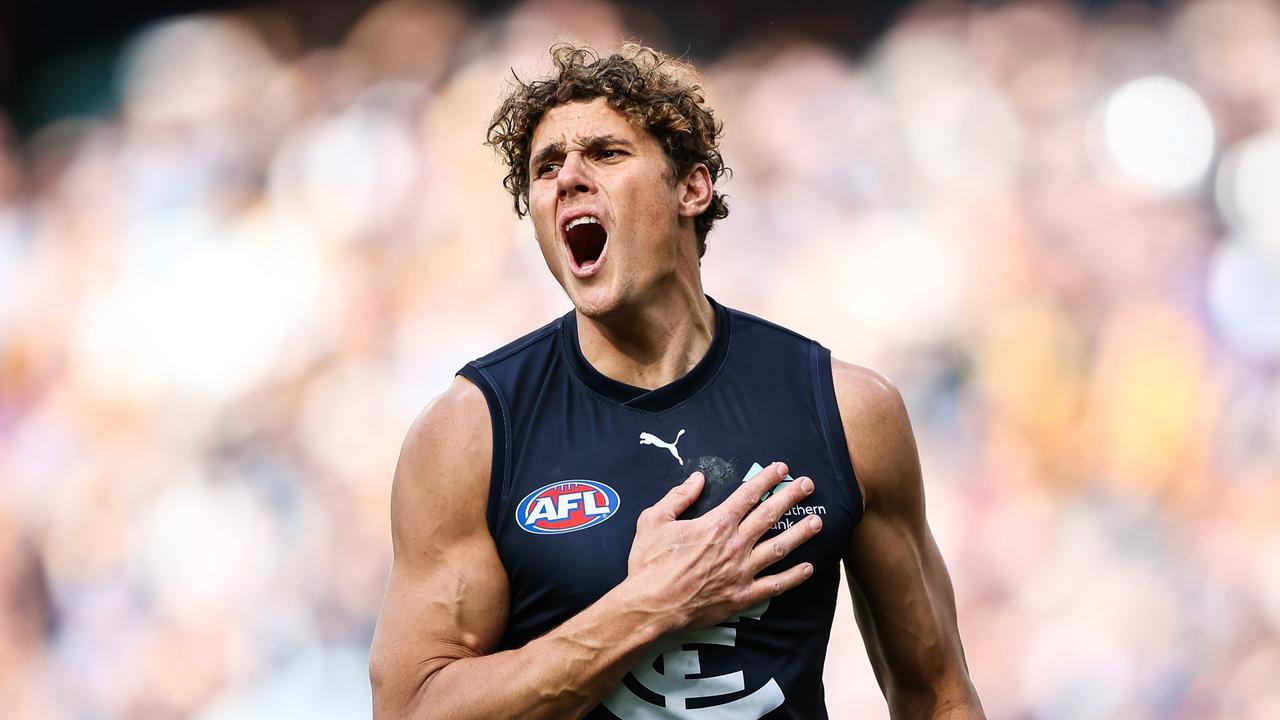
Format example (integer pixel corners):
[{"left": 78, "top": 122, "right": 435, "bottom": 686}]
[
  {"left": 404, "top": 368, "right": 488, "bottom": 443},
  {"left": 457, "top": 313, "right": 570, "bottom": 413},
  {"left": 392, "top": 376, "right": 493, "bottom": 548},
  {"left": 829, "top": 358, "right": 921, "bottom": 513},
  {"left": 467, "top": 312, "right": 567, "bottom": 370},
  {"left": 726, "top": 305, "right": 818, "bottom": 345},
  {"left": 830, "top": 359, "right": 910, "bottom": 432},
  {"left": 400, "top": 375, "right": 491, "bottom": 467}
]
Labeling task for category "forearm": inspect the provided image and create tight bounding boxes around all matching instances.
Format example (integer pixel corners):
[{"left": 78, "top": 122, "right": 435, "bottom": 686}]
[
  {"left": 395, "top": 581, "right": 671, "bottom": 720},
  {"left": 888, "top": 679, "right": 985, "bottom": 720}
]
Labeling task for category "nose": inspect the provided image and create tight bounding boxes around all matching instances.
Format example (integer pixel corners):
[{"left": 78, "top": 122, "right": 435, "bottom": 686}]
[{"left": 556, "top": 152, "right": 594, "bottom": 198}]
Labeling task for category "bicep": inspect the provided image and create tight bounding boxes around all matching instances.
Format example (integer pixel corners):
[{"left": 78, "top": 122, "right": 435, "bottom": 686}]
[{"left": 370, "top": 377, "right": 511, "bottom": 715}]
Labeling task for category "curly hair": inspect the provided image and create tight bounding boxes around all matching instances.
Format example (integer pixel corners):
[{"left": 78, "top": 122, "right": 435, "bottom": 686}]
[{"left": 486, "top": 43, "right": 730, "bottom": 258}]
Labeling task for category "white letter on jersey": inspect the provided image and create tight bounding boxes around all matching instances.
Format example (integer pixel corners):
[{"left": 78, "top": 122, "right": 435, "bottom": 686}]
[
  {"left": 583, "top": 491, "right": 611, "bottom": 516},
  {"left": 524, "top": 497, "right": 559, "bottom": 525}
]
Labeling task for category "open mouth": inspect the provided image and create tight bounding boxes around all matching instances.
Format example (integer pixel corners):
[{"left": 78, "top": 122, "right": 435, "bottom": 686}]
[{"left": 564, "top": 215, "right": 608, "bottom": 276}]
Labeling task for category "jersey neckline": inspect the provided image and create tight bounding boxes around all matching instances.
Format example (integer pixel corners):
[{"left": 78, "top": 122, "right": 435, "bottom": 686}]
[{"left": 560, "top": 296, "right": 731, "bottom": 413}]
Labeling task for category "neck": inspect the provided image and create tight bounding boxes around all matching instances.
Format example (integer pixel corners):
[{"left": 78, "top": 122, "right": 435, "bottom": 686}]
[{"left": 575, "top": 282, "right": 715, "bottom": 391}]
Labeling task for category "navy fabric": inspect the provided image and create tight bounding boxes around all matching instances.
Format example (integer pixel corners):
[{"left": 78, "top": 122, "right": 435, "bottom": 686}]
[{"left": 456, "top": 297, "right": 864, "bottom": 719}]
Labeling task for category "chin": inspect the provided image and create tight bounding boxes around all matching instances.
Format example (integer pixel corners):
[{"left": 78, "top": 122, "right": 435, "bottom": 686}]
[
  {"left": 569, "top": 288, "right": 622, "bottom": 320},
  {"left": 566, "top": 276, "right": 630, "bottom": 321}
]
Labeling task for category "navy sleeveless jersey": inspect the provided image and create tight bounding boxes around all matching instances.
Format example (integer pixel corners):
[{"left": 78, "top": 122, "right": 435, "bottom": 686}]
[{"left": 457, "top": 297, "right": 864, "bottom": 719}]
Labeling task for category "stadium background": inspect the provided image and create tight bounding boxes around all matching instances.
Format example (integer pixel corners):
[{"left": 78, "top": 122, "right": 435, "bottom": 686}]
[{"left": 2, "top": 0, "right": 1279, "bottom": 717}]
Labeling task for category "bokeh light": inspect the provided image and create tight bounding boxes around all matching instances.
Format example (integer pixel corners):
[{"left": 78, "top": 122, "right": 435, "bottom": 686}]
[
  {"left": 1100, "top": 76, "right": 1216, "bottom": 193},
  {"left": 1216, "top": 128, "right": 1280, "bottom": 245},
  {"left": 1208, "top": 238, "right": 1280, "bottom": 361}
]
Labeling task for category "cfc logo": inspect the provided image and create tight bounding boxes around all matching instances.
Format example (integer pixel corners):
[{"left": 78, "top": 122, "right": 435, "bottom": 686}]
[
  {"left": 601, "top": 600, "right": 784, "bottom": 719},
  {"left": 515, "top": 480, "right": 620, "bottom": 535}
]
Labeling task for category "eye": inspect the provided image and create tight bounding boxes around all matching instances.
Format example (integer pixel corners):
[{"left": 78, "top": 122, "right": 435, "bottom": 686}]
[{"left": 537, "top": 161, "right": 561, "bottom": 177}]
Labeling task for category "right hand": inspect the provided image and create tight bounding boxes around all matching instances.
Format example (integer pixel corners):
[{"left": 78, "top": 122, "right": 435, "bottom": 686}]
[{"left": 624, "top": 462, "right": 822, "bottom": 631}]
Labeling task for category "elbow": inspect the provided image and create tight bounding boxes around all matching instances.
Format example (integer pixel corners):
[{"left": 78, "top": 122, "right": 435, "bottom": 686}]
[
  {"left": 370, "top": 656, "right": 447, "bottom": 720},
  {"left": 369, "top": 657, "right": 403, "bottom": 720}
]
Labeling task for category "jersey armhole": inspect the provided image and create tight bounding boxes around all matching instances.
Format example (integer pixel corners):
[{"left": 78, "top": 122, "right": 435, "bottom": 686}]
[
  {"left": 810, "top": 344, "right": 866, "bottom": 523},
  {"left": 457, "top": 364, "right": 509, "bottom": 537}
]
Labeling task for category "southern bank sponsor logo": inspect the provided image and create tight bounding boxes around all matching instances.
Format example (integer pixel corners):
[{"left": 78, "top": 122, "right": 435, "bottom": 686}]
[
  {"left": 741, "top": 462, "right": 827, "bottom": 531},
  {"left": 515, "top": 480, "right": 620, "bottom": 535}
]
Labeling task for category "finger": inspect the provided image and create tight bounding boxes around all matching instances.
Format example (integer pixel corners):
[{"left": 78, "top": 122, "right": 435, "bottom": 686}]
[
  {"left": 747, "top": 514, "right": 823, "bottom": 575},
  {"left": 646, "top": 472, "right": 705, "bottom": 521},
  {"left": 743, "top": 562, "right": 814, "bottom": 605},
  {"left": 715, "top": 462, "right": 789, "bottom": 522},
  {"left": 738, "top": 475, "right": 814, "bottom": 542}
]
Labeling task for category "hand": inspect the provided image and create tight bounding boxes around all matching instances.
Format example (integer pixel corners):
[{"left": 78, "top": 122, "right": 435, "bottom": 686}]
[{"left": 624, "top": 462, "right": 822, "bottom": 631}]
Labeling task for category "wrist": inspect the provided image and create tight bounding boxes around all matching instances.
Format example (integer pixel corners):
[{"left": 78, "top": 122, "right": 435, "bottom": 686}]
[{"left": 611, "top": 576, "right": 683, "bottom": 640}]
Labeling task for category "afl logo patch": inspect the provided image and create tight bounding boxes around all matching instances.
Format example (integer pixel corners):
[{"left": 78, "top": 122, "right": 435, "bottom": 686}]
[{"left": 516, "top": 480, "right": 620, "bottom": 535}]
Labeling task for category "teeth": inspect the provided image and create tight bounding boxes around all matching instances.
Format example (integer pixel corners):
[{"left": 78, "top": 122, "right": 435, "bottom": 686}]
[{"left": 565, "top": 216, "right": 600, "bottom": 231}]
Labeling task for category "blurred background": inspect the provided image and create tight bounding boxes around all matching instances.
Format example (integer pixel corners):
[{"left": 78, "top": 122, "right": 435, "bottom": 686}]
[{"left": 1, "top": 0, "right": 1279, "bottom": 717}]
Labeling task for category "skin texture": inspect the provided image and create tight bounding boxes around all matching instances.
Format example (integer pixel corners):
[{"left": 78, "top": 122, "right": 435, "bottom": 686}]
[
  {"left": 369, "top": 96, "right": 985, "bottom": 719},
  {"left": 834, "top": 361, "right": 985, "bottom": 718}
]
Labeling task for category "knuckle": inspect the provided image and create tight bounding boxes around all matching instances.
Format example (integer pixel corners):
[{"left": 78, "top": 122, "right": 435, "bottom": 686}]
[
  {"left": 772, "top": 540, "right": 785, "bottom": 559},
  {"left": 712, "top": 515, "right": 734, "bottom": 537}
]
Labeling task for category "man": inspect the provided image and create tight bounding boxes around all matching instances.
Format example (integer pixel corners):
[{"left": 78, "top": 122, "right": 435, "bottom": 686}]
[{"left": 370, "top": 44, "right": 984, "bottom": 719}]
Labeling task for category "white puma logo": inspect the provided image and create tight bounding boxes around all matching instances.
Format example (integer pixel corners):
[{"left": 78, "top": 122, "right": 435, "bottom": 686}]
[{"left": 639, "top": 429, "right": 686, "bottom": 465}]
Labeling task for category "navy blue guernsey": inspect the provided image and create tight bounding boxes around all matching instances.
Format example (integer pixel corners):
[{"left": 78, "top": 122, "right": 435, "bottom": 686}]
[{"left": 457, "top": 297, "right": 864, "bottom": 720}]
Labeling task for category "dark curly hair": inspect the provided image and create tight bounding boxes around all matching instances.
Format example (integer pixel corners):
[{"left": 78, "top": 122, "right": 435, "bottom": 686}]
[{"left": 486, "top": 43, "right": 730, "bottom": 258}]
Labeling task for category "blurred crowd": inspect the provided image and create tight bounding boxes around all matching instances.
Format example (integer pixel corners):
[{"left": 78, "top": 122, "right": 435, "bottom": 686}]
[{"left": 2, "top": 0, "right": 1279, "bottom": 717}]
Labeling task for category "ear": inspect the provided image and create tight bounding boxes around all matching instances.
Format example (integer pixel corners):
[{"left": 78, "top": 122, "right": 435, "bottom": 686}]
[{"left": 676, "top": 164, "right": 713, "bottom": 220}]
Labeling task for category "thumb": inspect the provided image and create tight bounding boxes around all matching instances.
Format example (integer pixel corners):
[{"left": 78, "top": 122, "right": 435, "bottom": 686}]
[{"left": 650, "top": 472, "right": 705, "bottom": 520}]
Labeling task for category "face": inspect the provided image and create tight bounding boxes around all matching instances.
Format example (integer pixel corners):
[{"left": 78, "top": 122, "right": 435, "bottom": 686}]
[{"left": 527, "top": 97, "right": 709, "bottom": 319}]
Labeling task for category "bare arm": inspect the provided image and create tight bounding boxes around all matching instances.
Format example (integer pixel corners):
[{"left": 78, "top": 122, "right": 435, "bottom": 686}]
[
  {"left": 369, "top": 376, "right": 822, "bottom": 720},
  {"left": 833, "top": 360, "right": 985, "bottom": 720}
]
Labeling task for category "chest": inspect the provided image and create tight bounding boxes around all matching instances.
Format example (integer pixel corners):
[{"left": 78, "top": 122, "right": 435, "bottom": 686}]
[{"left": 493, "top": 381, "right": 859, "bottom": 626}]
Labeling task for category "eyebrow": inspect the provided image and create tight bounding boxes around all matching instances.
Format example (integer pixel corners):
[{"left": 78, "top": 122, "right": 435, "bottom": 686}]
[{"left": 529, "top": 134, "right": 634, "bottom": 172}]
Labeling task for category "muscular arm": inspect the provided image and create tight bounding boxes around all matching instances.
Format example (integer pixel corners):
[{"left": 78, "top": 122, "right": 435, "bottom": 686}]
[
  {"left": 832, "top": 361, "right": 985, "bottom": 719},
  {"left": 369, "top": 376, "right": 821, "bottom": 720},
  {"left": 369, "top": 376, "right": 665, "bottom": 719}
]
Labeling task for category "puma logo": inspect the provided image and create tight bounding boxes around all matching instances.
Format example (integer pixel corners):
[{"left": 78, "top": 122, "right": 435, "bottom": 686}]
[{"left": 639, "top": 429, "right": 686, "bottom": 465}]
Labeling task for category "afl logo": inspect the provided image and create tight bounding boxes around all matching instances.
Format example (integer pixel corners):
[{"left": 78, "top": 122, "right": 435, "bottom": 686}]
[{"left": 516, "top": 480, "right": 620, "bottom": 535}]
